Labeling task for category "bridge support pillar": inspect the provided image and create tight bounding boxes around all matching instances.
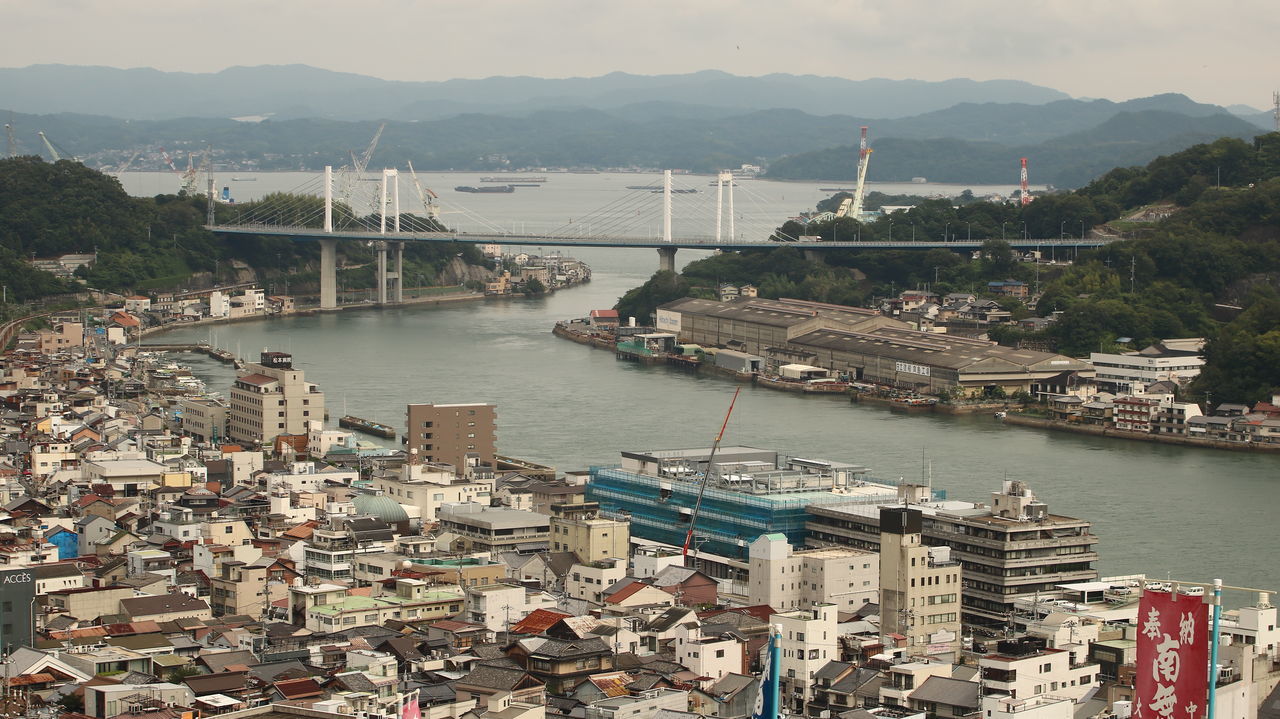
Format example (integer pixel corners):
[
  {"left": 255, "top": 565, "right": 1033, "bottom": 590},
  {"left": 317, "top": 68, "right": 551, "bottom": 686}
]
[
  {"left": 657, "top": 246, "right": 678, "bottom": 273},
  {"left": 393, "top": 242, "right": 404, "bottom": 303},
  {"left": 803, "top": 249, "right": 823, "bottom": 264},
  {"left": 319, "top": 238, "right": 338, "bottom": 310},
  {"left": 376, "top": 241, "right": 388, "bottom": 306}
]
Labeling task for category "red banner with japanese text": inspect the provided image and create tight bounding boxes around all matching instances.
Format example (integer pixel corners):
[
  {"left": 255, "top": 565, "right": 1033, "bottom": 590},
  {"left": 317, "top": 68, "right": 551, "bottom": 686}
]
[{"left": 1136, "top": 589, "right": 1209, "bottom": 719}]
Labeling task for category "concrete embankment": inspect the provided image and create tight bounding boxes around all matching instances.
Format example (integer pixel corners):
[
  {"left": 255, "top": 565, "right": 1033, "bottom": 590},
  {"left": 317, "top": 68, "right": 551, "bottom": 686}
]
[
  {"left": 1002, "top": 413, "right": 1280, "bottom": 453},
  {"left": 143, "top": 290, "right": 484, "bottom": 339}
]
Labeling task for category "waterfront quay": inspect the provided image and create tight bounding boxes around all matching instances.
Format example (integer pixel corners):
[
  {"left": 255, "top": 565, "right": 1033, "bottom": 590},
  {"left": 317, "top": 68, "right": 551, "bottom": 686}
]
[{"left": 554, "top": 292, "right": 1280, "bottom": 452}]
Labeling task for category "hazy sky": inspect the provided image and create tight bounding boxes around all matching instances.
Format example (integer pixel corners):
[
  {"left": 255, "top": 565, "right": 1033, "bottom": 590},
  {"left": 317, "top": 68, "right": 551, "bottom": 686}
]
[{"left": 6, "top": 0, "right": 1274, "bottom": 109}]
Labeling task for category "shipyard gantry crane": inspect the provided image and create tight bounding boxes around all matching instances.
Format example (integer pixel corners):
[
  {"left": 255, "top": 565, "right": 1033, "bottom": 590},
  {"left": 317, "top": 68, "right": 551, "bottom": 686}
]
[
  {"left": 38, "top": 131, "right": 76, "bottom": 162},
  {"left": 406, "top": 160, "right": 440, "bottom": 221},
  {"left": 1020, "top": 157, "right": 1033, "bottom": 206},
  {"left": 835, "top": 126, "right": 873, "bottom": 220}
]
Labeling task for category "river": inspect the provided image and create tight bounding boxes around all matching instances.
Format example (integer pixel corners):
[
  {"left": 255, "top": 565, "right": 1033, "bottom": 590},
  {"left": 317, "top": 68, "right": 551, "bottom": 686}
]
[{"left": 136, "top": 174, "right": 1278, "bottom": 600}]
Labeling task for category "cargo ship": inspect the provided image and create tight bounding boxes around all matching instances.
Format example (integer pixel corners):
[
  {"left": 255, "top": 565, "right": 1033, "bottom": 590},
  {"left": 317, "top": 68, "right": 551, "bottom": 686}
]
[
  {"left": 455, "top": 185, "right": 515, "bottom": 193},
  {"left": 338, "top": 415, "right": 397, "bottom": 439}
]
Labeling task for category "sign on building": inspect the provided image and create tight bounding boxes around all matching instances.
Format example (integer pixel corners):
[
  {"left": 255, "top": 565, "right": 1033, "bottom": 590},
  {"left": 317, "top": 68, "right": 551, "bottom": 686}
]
[
  {"left": 655, "top": 309, "right": 682, "bottom": 333},
  {"left": 895, "top": 361, "right": 931, "bottom": 377},
  {"left": 0, "top": 567, "right": 35, "bottom": 650},
  {"left": 1135, "top": 588, "right": 1209, "bottom": 719}
]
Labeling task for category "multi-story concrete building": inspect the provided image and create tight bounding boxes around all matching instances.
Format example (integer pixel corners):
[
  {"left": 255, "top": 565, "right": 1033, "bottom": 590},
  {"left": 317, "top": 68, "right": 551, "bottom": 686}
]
[
  {"left": 774, "top": 603, "right": 837, "bottom": 714},
  {"left": 549, "top": 502, "right": 630, "bottom": 561},
  {"left": 304, "top": 578, "right": 464, "bottom": 631},
  {"left": 404, "top": 403, "right": 497, "bottom": 472},
  {"left": 228, "top": 351, "right": 324, "bottom": 445},
  {"left": 177, "top": 397, "right": 228, "bottom": 443},
  {"left": 369, "top": 462, "right": 493, "bottom": 523},
  {"left": 1113, "top": 395, "right": 1160, "bottom": 433},
  {"left": 587, "top": 446, "right": 900, "bottom": 570},
  {"left": 807, "top": 481, "right": 1097, "bottom": 627},
  {"left": 565, "top": 558, "right": 627, "bottom": 608},
  {"left": 303, "top": 517, "right": 393, "bottom": 582},
  {"left": 437, "top": 503, "right": 550, "bottom": 554},
  {"left": 978, "top": 638, "right": 1099, "bottom": 701},
  {"left": 1089, "top": 338, "right": 1204, "bottom": 394},
  {"left": 879, "top": 507, "right": 962, "bottom": 658},
  {"left": 748, "top": 533, "right": 878, "bottom": 611},
  {"left": 209, "top": 560, "right": 280, "bottom": 618}
]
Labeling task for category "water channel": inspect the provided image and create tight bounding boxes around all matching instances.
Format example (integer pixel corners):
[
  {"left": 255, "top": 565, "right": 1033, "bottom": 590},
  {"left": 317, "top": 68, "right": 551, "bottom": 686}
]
[{"left": 136, "top": 173, "right": 1278, "bottom": 599}]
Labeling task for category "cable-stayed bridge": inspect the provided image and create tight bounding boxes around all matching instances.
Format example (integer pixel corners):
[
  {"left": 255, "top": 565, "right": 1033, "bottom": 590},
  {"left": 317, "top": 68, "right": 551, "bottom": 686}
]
[{"left": 205, "top": 166, "right": 1109, "bottom": 309}]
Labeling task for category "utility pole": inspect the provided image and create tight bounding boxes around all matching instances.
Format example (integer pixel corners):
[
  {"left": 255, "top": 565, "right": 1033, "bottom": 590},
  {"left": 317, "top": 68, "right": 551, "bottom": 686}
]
[{"left": 1130, "top": 255, "right": 1136, "bottom": 294}]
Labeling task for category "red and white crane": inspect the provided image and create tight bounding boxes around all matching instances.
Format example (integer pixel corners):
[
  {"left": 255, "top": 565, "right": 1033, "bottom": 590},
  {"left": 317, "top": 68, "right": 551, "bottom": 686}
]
[
  {"left": 682, "top": 387, "right": 742, "bottom": 560},
  {"left": 835, "top": 126, "right": 874, "bottom": 219},
  {"left": 1020, "top": 157, "right": 1032, "bottom": 206}
]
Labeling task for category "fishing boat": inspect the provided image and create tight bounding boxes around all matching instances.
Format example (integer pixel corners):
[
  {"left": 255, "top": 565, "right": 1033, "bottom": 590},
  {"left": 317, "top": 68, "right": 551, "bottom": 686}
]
[{"left": 338, "top": 415, "right": 397, "bottom": 438}]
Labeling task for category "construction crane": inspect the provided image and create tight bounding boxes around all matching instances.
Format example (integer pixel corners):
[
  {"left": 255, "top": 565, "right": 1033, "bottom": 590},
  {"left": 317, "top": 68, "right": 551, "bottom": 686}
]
[
  {"left": 851, "top": 126, "right": 873, "bottom": 218},
  {"left": 682, "top": 387, "right": 742, "bottom": 560},
  {"left": 38, "top": 131, "right": 76, "bottom": 162},
  {"left": 115, "top": 150, "right": 142, "bottom": 174},
  {"left": 406, "top": 160, "right": 440, "bottom": 221},
  {"left": 352, "top": 122, "right": 385, "bottom": 175},
  {"left": 1020, "top": 157, "right": 1033, "bottom": 206},
  {"left": 834, "top": 127, "right": 873, "bottom": 219}
]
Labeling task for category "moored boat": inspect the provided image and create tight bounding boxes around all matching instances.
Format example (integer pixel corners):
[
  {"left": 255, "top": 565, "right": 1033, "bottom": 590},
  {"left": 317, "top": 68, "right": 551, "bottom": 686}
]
[{"left": 339, "top": 415, "right": 397, "bottom": 438}]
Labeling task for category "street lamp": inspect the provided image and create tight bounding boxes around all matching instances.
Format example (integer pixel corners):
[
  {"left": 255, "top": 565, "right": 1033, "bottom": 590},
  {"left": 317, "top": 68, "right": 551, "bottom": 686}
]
[
  {"left": 1080, "top": 220, "right": 1085, "bottom": 240},
  {"left": 1021, "top": 221, "right": 1027, "bottom": 240},
  {"left": 888, "top": 220, "right": 893, "bottom": 241},
  {"left": 965, "top": 222, "right": 971, "bottom": 241},
  {"left": 1001, "top": 222, "right": 1007, "bottom": 240},
  {"left": 944, "top": 222, "right": 950, "bottom": 243},
  {"left": 1060, "top": 220, "right": 1066, "bottom": 240}
]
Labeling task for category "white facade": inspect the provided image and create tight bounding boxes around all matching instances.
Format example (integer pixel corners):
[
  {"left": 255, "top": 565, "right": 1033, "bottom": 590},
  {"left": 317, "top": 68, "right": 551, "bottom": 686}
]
[
  {"left": 774, "top": 604, "right": 836, "bottom": 713},
  {"left": 1090, "top": 341, "right": 1204, "bottom": 393},
  {"left": 566, "top": 558, "right": 627, "bottom": 607},
  {"left": 749, "top": 534, "right": 878, "bottom": 611},
  {"left": 983, "top": 695, "right": 1073, "bottom": 719},
  {"left": 979, "top": 647, "right": 1099, "bottom": 701}
]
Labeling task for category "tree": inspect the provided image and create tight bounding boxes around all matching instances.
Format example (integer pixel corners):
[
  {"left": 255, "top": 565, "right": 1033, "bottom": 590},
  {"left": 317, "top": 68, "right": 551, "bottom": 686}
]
[{"left": 523, "top": 277, "right": 546, "bottom": 296}]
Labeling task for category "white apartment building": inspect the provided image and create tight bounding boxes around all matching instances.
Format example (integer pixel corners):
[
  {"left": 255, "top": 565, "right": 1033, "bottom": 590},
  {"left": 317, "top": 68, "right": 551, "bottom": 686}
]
[
  {"left": 749, "top": 533, "right": 878, "bottom": 611},
  {"left": 982, "top": 694, "right": 1073, "bottom": 719},
  {"left": 1090, "top": 338, "right": 1204, "bottom": 393},
  {"left": 565, "top": 558, "right": 627, "bottom": 609},
  {"left": 369, "top": 463, "right": 493, "bottom": 523},
  {"left": 978, "top": 640, "right": 1099, "bottom": 701},
  {"left": 465, "top": 583, "right": 555, "bottom": 633},
  {"left": 774, "top": 603, "right": 837, "bottom": 714},
  {"left": 672, "top": 621, "right": 743, "bottom": 681}
]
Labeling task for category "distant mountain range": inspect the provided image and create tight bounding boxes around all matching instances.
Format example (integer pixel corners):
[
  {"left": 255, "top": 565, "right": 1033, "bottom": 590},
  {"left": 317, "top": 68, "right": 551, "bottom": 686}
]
[
  {"left": 0, "top": 65, "right": 1271, "bottom": 187},
  {"left": 0, "top": 64, "right": 1078, "bottom": 121}
]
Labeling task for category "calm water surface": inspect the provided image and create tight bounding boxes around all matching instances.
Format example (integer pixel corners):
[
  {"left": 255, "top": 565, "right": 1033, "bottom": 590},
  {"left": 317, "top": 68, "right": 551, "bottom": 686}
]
[{"left": 135, "top": 173, "right": 1278, "bottom": 600}]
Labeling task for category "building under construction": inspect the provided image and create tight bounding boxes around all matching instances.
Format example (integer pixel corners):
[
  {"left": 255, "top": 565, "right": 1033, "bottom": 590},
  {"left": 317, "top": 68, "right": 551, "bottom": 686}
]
[{"left": 586, "top": 446, "right": 909, "bottom": 564}]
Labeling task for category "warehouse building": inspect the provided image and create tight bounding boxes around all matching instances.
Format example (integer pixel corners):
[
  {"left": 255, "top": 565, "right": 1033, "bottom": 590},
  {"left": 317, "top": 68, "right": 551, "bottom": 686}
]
[{"left": 658, "top": 297, "right": 1093, "bottom": 396}]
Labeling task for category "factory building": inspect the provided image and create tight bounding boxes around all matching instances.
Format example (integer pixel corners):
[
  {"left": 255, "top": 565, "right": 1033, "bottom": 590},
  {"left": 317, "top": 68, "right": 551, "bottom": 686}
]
[{"left": 657, "top": 297, "right": 1093, "bottom": 396}]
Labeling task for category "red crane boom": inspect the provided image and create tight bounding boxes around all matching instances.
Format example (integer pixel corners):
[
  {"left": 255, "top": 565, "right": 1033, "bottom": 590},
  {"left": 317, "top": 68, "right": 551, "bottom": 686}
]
[{"left": 682, "top": 387, "right": 742, "bottom": 559}]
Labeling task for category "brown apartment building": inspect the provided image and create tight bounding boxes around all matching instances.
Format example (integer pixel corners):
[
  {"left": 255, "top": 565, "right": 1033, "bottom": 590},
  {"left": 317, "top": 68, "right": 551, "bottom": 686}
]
[{"left": 405, "top": 403, "right": 497, "bottom": 472}]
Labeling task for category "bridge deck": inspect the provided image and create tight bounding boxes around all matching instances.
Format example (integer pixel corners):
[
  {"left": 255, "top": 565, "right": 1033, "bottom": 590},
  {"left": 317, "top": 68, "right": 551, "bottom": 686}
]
[{"left": 206, "top": 224, "right": 1110, "bottom": 250}]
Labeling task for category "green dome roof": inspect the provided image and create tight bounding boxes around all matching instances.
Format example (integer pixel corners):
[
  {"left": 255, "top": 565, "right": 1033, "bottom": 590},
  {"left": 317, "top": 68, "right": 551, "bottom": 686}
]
[{"left": 352, "top": 492, "right": 410, "bottom": 523}]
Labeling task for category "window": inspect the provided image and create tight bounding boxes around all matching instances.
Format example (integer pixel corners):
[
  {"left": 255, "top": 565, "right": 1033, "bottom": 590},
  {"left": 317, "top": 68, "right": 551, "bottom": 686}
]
[
  {"left": 715, "top": 649, "right": 725, "bottom": 658},
  {"left": 225, "top": 526, "right": 234, "bottom": 533}
]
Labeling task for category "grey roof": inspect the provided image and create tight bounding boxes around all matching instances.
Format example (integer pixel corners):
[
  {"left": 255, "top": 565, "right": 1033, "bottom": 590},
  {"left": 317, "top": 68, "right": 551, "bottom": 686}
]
[
  {"left": 814, "top": 661, "right": 855, "bottom": 682},
  {"left": 457, "top": 664, "right": 538, "bottom": 691},
  {"left": 119, "top": 592, "right": 209, "bottom": 617},
  {"left": 908, "top": 676, "right": 980, "bottom": 709},
  {"left": 644, "top": 607, "right": 695, "bottom": 633},
  {"left": 707, "top": 673, "right": 756, "bottom": 699},
  {"left": 518, "top": 636, "right": 611, "bottom": 659},
  {"left": 649, "top": 565, "right": 700, "bottom": 587}
]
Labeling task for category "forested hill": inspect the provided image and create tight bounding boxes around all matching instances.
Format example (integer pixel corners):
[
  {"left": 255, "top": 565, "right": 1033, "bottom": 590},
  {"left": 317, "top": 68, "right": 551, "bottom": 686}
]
[
  {"left": 616, "top": 132, "right": 1280, "bottom": 404},
  {"left": 0, "top": 157, "right": 489, "bottom": 303}
]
